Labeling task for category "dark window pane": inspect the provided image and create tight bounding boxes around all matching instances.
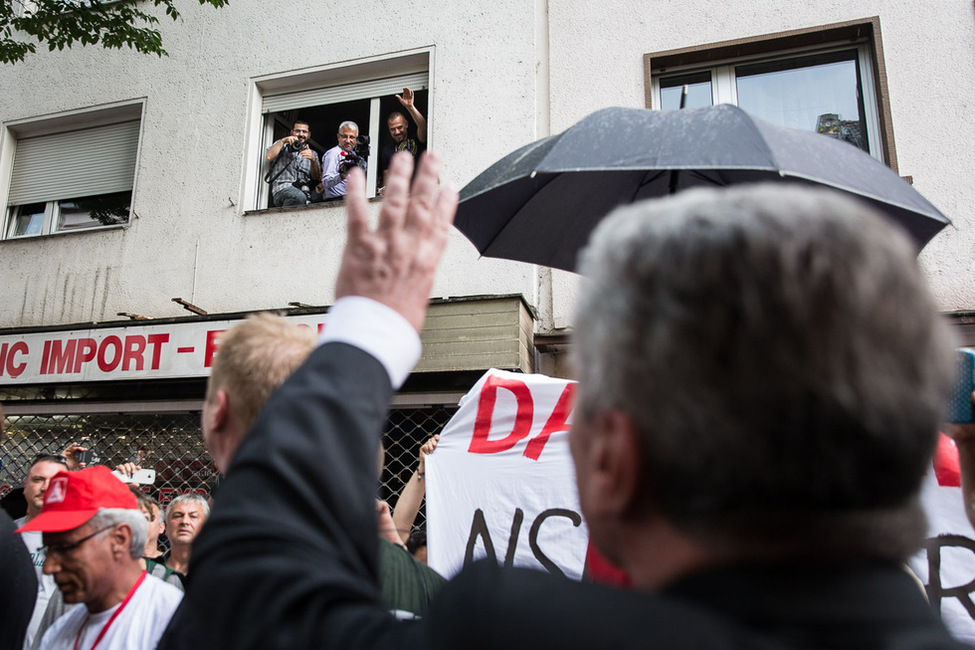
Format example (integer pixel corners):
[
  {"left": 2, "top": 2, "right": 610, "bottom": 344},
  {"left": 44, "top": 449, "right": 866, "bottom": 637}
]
[
  {"left": 735, "top": 50, "right": 868, "bottom": 151},
  {"left": 660, "top": 72, "right": 713, "bottom": 110},
  {"left": 57, "top": 191, "right": 131, "bottom": 231}
]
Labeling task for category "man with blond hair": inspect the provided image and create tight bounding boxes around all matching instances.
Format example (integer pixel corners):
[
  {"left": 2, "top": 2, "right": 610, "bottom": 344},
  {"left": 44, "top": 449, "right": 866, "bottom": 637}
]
[{"left": 202, "top": 314, "right": 317, "bottom": 474}]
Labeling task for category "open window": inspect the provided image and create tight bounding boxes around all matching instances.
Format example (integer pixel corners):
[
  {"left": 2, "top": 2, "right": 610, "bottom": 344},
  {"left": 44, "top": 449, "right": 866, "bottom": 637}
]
[
  {"left": 248, "top": 51, "right": 431, "bottom": 210},
  {"left": 645, "top": 18, "right": 897, "bottom": 169},
  {"left": 3, "top": 103, "right": 143, "bottom": 239}
]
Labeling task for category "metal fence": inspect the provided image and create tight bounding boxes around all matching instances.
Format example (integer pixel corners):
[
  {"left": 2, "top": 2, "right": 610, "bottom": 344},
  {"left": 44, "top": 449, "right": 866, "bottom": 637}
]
[{"left": 1, "top": 405, "right": 456, "bottom": 533}]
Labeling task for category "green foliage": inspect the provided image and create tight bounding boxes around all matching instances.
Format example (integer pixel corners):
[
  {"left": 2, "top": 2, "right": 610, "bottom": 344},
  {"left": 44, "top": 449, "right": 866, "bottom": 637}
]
[{"left": 1, "top": 0, "right": 227, "bottom": 64}]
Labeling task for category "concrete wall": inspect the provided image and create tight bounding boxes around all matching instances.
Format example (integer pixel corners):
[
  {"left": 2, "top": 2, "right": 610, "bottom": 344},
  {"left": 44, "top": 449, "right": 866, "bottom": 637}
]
[
  {"left": 1, "top": 0, "right": 973, "bottom": 332},
  {"left": 0, "top": 0, "right": 544, "bottom": 328}
]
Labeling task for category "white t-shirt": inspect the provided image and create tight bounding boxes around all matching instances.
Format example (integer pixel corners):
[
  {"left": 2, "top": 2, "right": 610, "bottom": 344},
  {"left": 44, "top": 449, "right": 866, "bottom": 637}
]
[
  {"left": 37, "top": 574, "right": 182, "bottom": 650},
  {"left": 15, "top": 517, "right": 57, "bottom": 649}
]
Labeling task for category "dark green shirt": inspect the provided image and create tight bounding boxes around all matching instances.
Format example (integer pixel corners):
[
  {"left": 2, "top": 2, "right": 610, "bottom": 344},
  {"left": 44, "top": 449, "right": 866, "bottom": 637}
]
[{"left": 378, "top": 539, "right": 445, "bottom": 619}]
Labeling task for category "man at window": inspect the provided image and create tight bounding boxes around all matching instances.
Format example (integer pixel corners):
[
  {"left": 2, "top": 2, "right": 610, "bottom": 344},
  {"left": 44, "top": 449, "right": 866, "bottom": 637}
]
[
  {"left": 319, "top": 121, "right": 362, "bottom": 200},
  {"left": 380, "top": 87, "right": 427, "bottom": 191},
  {"left": 264, "top": 121, "right": 321, "bottom": 208}
]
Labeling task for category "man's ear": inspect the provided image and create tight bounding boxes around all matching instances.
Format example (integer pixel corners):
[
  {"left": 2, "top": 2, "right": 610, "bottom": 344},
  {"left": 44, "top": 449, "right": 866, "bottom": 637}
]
[
  {"left": 203, "top": 389, "right": 232, "bottom": 443},
  {"left": 587, "top": 410, "right": 645, "bottom": 518},
  {"left": 109, "top": 523, "right": 132, "bottom": 557}
]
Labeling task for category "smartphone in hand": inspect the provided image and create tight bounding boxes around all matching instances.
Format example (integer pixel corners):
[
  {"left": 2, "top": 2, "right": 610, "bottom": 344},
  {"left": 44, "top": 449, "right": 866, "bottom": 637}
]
[
  {"left": 76, "top": 448, "right": 100, "bottom": 466},
  {"left": 945, "top": 348, "right": 975, "bottom": 424}
]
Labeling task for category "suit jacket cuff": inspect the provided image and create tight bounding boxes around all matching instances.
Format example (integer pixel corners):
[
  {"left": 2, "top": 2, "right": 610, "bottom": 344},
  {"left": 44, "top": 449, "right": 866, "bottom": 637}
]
[{"left": 319, "top": 296, "right": 420, "bottom": 389}]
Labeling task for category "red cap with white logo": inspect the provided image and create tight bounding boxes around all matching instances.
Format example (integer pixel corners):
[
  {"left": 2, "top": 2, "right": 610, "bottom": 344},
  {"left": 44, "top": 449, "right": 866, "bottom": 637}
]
[{"left": 14, "top": 465, "right": 138, "bottom": 533}]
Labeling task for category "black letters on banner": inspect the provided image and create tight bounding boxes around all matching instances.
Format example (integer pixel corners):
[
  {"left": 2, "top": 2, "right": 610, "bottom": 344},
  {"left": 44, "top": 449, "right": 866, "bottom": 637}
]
[
  {"left": 464, "top": 508, "right": 523, "bottom": 568},
  {"left": 463, "top": 507, "right": 582, "bottom": 576},
  {"left": 529, "top": 508, "right": 583, "bottom": 577},
  {"left": 925, "top": 534, "right": 975, "bottom": 619}
]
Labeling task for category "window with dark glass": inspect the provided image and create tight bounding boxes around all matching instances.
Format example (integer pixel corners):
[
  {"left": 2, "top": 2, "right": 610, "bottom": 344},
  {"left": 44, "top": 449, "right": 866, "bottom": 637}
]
[{"left": 252, "top": 53, "right": 431, "bottom": 210}]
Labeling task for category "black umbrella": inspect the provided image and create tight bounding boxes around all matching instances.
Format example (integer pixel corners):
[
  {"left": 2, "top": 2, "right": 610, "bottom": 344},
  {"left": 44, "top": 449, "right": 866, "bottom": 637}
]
[{"left": 456, "top": 104, "right": 950, "bottom": 272}]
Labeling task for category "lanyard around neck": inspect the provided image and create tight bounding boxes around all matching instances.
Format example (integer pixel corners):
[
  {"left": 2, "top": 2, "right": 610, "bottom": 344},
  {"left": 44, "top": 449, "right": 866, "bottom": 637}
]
[{"left": 73, "top": 571, "right": 147, "bottom": 650}]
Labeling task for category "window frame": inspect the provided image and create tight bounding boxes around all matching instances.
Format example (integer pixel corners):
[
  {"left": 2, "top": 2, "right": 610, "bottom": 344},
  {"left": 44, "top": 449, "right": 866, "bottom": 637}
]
[
  {"left": 1, "top": 100, "right": 145, "bottom": 240},
  {"left": 644, "top": 17, "right": 898, "bottom": 172},
  {"left": 241, "top": 49, "right": 434, "bottom": 213}
]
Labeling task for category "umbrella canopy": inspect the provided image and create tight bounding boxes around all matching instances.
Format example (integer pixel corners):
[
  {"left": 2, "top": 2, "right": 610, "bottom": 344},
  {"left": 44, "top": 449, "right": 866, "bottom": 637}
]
[{"left": 456, "top": 104, "right": 950, "bottom": 272}]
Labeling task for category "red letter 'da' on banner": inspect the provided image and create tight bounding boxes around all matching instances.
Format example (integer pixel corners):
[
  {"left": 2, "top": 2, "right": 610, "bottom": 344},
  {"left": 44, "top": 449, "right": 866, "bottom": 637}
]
[
  {"left": 523, "top": 383, "right": 575, "bottom": 461},
  {"left": 468, "top": 374, "right": 534, "bottom": 454}
]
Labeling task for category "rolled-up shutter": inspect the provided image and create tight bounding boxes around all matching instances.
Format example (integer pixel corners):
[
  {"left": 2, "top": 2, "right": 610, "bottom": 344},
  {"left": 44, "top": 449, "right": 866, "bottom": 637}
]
[
  {"left": 262, "top": 72, "right": 429, "bottom": 114},
  {"left": 8, "top": 120, "right": 140, "bottom": 206}
]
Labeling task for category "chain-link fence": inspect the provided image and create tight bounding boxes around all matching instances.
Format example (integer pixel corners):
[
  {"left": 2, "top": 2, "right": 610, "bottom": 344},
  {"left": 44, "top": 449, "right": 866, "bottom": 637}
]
[{"left": 1, "top": 405, "right": 456, "bottom": 533}]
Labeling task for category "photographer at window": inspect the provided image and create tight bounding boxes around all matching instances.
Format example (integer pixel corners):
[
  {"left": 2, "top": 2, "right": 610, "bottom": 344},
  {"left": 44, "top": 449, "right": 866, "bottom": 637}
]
[
  {"left": 265, "top": 121, "right": 322, "bottom": 208},
  {"left": 319, "top": 121, "right": 366, "bottom": 200}
]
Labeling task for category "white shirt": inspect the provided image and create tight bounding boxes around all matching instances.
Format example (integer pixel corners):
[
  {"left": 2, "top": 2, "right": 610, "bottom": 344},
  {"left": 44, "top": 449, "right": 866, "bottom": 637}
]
[
  {"left": 37, "top": 574, "right": 182, "bottom": 650},
  {"left": 318, "top": 296, "right": 420, "bottom": 389},
  {"left": 320, "top": 145, "right": 364, "bottom": 198}
]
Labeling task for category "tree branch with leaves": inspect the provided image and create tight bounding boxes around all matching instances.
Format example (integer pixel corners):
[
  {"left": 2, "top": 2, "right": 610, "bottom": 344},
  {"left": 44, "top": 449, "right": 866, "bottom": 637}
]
[{"left": 1, "top": 0, "right": 227, "bottom": 64}]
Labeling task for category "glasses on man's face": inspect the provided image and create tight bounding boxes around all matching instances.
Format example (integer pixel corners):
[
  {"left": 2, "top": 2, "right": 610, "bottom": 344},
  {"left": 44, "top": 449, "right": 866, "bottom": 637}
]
[
  {"left": 40, "top": 525, "right": 115, "bottom": 557},
  {"left": 30, "top": 454, "right": 67, "bottom": 466}
]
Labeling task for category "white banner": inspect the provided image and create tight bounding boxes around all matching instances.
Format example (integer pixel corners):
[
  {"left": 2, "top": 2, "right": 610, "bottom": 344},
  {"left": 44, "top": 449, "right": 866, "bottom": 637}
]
[
  {"left": 426, "top": 369, "right": 589, "bottom": 580},
  {"left": 0, "top": 314, "right": 328, "bottom": 385},
  {"left": 908, "top": 433, "right": 975, "bottom": 643}
]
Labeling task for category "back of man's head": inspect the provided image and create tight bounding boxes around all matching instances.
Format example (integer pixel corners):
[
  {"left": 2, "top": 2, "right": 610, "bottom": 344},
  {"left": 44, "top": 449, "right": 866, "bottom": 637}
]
[
  {"left": 207, "top": 313, "right": 317, "bottom": 436},
  {"left": 573, "top": 183, "right": 955, "bottom": 559}
]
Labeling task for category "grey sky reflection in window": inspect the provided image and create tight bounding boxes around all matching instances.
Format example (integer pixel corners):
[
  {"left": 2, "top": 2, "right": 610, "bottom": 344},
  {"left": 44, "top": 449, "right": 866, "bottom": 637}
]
[
  {"left": 735, "top": 51, "right": 867, "bottom": 151},
  {"left": 660, "top": 72, "right": 713, "bottom": 111}
]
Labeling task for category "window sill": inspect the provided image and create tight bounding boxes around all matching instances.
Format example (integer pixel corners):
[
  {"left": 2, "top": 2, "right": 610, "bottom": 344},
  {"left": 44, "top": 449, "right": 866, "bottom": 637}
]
[
  {"left": 243, "top": 195, "right": 383, "bottom": 217},
  {"left": 1, "top": 222, "right": 129, "bottom": 243}
]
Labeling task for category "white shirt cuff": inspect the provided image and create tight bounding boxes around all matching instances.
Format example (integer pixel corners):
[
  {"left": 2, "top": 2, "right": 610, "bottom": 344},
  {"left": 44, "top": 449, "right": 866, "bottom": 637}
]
[{"left": 317, "top": 296, "right": 421, "bottom": 389}]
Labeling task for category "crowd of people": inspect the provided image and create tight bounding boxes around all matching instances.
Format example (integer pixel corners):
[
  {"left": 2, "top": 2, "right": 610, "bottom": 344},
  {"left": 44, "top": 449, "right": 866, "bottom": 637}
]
[
  {"left": 265, "top": 87, "right": 426, "bottom": 208},
  {"left": 1, "top": 290, "right": 443, "bottom": 649},
  {"left": 3, "top": 148, "right": 975, "bottom": 649},
  {"left": 0, "top": 437, "right": 213, "bottom": 649}
]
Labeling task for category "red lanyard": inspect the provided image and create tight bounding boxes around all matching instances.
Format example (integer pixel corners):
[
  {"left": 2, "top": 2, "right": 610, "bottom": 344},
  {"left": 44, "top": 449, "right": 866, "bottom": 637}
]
[{"left": 73, "top": 571, "right": 147, "bottom": 650}]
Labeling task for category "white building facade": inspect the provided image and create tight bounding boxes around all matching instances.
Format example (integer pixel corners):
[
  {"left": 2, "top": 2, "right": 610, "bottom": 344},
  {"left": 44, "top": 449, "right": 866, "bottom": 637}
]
[{"left": 1, "top": 0, "right": 974, "bottom": 622}]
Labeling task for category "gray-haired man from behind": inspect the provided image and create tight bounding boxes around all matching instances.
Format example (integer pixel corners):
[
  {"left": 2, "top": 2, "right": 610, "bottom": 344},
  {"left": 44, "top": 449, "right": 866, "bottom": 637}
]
[{"left": 158, "top": 158, "right": 966, "bottom": 649}]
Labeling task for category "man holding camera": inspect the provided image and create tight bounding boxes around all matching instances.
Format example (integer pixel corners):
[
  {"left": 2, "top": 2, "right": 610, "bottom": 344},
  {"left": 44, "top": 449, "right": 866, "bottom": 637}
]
[
  {"left": 319, "top": 121, "right": 363, "bottom": 200},
  {"left": 264, "top": 121, "right": 322, "bottom": 208}
]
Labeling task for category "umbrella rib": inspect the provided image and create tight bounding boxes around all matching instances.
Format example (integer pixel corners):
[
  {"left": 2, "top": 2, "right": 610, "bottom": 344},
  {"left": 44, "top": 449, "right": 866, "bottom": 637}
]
[
  {"left": 685, "top": 169, "right": 727, "bottom": 187},
  {"left": 639, "top": 170, "right": 667, "bottom": 189}
]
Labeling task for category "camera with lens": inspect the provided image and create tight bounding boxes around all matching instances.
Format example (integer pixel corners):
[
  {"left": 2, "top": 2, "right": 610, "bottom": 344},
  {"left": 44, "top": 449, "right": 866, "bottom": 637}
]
[
  {"left": 339, "top": 134, "right": 370, "bottom": 174},
  {"left": 287, "top": 139, "right": 308, "bottom": 154}
]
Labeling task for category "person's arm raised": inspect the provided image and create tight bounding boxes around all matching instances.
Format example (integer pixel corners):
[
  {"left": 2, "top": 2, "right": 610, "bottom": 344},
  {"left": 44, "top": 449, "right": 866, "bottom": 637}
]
[{"left": 337, "top": 151, "right": 456, "bottom": 333}]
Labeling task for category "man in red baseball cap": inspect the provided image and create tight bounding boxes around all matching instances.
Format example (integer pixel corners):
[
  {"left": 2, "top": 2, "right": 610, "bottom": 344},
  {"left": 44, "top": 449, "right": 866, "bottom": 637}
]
[{"left": 15, "top": 465, "right": 183, "bottom": 650}]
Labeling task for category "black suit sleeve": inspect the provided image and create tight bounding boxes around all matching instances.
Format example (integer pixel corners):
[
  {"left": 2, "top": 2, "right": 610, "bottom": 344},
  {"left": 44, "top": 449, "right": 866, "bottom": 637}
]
[
  {"left": 0, "top": 511, "right": 36, "bottom": 650},
  {"left": 157, "top": 342, "right": 417, "bottom": 650}
]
